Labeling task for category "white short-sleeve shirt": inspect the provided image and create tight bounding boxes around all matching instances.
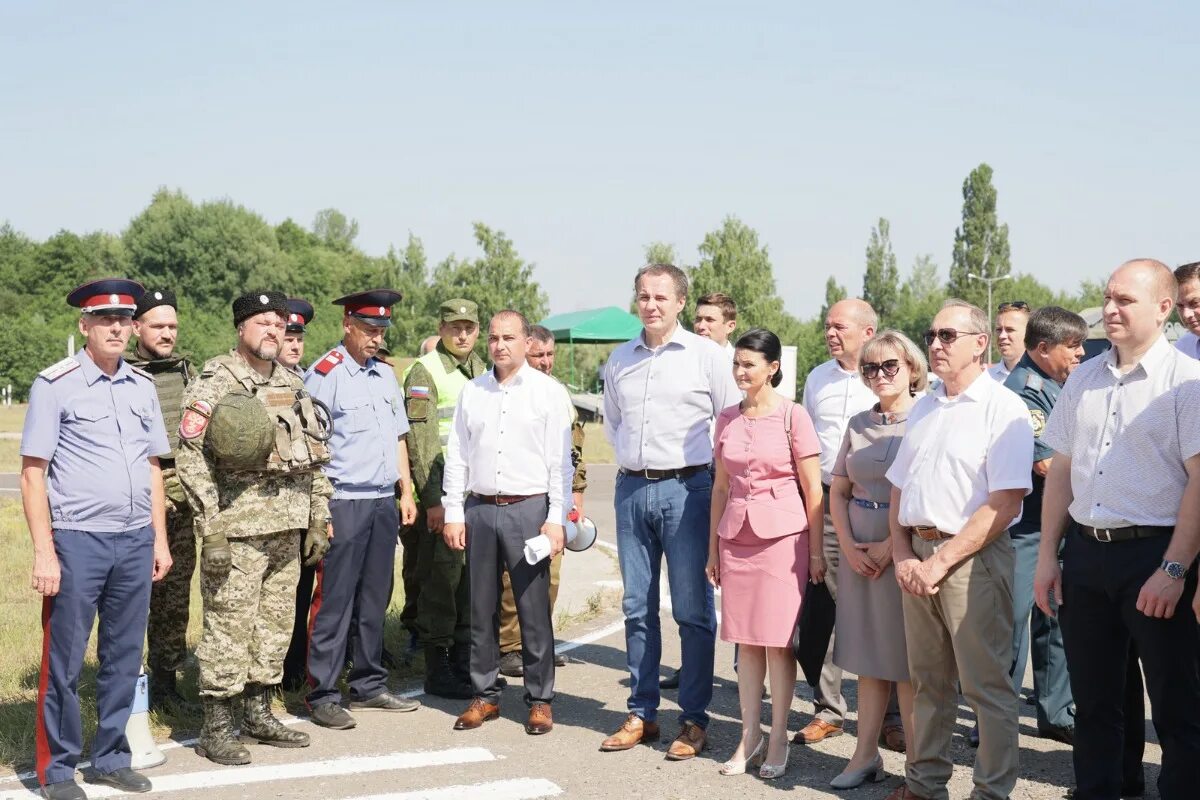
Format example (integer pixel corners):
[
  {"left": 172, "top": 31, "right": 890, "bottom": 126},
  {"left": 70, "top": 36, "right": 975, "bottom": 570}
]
[
  {"left": 803, "top": 358, "right": 877, "bottom": 485},
  {"left": 1042, "top": 335, "right": 1200, "bottom": 528},
  {"left": 886, "top": 369, "right": 1034, "bottom": 534}
]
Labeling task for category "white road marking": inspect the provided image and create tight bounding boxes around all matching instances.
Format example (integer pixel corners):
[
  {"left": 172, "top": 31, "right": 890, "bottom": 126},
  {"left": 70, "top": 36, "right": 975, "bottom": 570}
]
[
  {"left": 343, "top": 778, "right": 562, "bottom": 800},
  {"left": 0, "top": 748, "right": 498, "bottom": 800}
]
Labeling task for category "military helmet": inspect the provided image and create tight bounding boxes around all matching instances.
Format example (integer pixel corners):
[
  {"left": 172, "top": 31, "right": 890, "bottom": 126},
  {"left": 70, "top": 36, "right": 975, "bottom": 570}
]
[{"left": 208, "top": 391, "right": 275, "bottom": 469}]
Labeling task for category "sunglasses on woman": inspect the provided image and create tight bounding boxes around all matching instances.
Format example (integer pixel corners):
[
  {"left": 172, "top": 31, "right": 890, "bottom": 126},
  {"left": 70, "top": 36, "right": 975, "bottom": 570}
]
[
  {"left": 860, "top": 359, "right": 902, "bottom": 379},
  {"left": 923, "top": 328, "right": 985, "bottom": 346}
]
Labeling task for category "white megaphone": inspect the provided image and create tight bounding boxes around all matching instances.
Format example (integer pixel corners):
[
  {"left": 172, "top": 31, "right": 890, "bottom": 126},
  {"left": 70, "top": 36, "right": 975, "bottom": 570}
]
[
  {"left": 126, "top": 668, "right": 166, "bottom": 769},
  {"left": 524, "top": 513, "right": 599, "bottom": 564}
]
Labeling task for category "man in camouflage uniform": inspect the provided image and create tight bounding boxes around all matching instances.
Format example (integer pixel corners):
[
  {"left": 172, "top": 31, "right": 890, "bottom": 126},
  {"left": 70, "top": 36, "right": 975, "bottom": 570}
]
[
  {"left": 127, "top": 288, "right": 199, "bottom": 711},
  {"left": 404, "top": 299, "right": 487, "bottom": 698},
  {"left": 178, "top": 291, "right": 333, "bottom": 765},
  {"left": 498, "top": 325, "right": 585, "bottom": 677}
]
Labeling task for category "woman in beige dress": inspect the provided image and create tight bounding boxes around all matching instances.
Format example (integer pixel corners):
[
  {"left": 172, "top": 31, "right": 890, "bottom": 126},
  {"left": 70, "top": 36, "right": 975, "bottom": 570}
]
[{"left": 827, "top": 330, "right": 927, "bottom": 790}]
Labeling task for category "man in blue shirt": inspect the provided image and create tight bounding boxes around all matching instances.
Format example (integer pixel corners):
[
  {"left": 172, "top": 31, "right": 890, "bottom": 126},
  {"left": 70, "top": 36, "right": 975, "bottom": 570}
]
[
  {"left": 304, "top": 289, "right": 420, "bottom": 729},
  {"left": 22, "top": 279, "right": 173, "bottom": 800}
]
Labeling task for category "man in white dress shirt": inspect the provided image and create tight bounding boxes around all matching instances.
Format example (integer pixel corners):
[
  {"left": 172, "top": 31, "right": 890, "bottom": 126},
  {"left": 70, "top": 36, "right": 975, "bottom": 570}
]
[
  {"left": 798, "top": 298, "right": 878, "bottom": 744},
  {"left": 1173, "top": 261, "right": 1200, "bottom": 360},
  {"left": 599, "top": 264, "right": 740, "bottom": 760},
  {"left": 1035, "top": 259, "right": 1200, "bottom": 800},
  {"left": 987, "top": 301, "right": 1030, "bottom": 382},
  {"left": 441, "top": 310, "right": 573, "bottom": 736},
  {"left": 886, "top": 299, "right": 1033, "bottom": 800}
]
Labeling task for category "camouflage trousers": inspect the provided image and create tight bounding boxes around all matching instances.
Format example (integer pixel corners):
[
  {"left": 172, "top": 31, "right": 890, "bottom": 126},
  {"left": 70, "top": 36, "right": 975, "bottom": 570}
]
[
  {"left": 197, "top": 531, "right": 301, "bottom": 699},
  {"left": 415, "top": 516, "right": 469, "bottom": 649},
  {"left": 147, "top": 502, "right": 196, "bottom": 672}
]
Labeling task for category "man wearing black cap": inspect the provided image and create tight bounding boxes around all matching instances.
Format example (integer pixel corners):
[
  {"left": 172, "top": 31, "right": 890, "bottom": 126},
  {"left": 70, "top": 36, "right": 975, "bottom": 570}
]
[
  {"left": 22, "top": 279, "right": 173, "bottom": 799},
  {"left": 178, "top": 291, "right": 333, "bottom": 765},
  {"left": 278, "top": 298, "right": 314, "bottom": 375},
  {"left": 303, "top": 289, "right": 420, "bottom": 730},
  {"left": 126, "top": 288, "right": 199, "bottom": 713}
]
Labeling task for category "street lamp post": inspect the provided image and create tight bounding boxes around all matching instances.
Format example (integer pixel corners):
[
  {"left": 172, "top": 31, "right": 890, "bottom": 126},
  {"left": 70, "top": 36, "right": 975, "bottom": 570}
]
[{"left": 967, "top": 271, "right": 1011, "bottom": 364}]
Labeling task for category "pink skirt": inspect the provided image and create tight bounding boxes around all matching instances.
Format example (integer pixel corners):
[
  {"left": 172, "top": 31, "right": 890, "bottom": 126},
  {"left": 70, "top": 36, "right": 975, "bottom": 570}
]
[{"left": 718, "top": 521, "right": 808, "bottom": 647}]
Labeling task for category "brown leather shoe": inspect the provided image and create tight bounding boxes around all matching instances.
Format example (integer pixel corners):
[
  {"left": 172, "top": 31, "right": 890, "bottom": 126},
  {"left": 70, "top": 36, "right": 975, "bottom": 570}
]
[
  {"left": 665, "top": 720, "right": 708, "bottom": 761},
  {"left": 525, "top": 702, "right": 553, "bottom": 735},
  {"left": 453, "top": 698, "right": 499, "bottom": 730},
  {"left": 794, "top": 718, "right": 843, "bottom": 744},
  {"left": 879, "top": 722, "right": 906, "bottom": 753},
  {"left": 600, "top": 713, "right": 660, "bottom": 751},
  {"left": 884, "top": 785, "right": 930, "bottom": 800}
]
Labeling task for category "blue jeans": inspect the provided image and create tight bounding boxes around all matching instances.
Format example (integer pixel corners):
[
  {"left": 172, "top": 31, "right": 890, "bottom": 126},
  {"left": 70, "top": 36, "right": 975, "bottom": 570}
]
[{"left": 614, "top": 470, "right": 716, "bottom": 728}]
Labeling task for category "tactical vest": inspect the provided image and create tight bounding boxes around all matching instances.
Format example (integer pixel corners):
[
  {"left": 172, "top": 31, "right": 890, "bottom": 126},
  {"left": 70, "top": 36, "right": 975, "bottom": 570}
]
[
  {"left": 128, "top": 354, "right": 191, "bottom": 457},
  {"left": 407, "top": 349, "right": 471, "bottom": 454},
  {"left": 210, "top": 353, "right": 331, "bottom": 473}
]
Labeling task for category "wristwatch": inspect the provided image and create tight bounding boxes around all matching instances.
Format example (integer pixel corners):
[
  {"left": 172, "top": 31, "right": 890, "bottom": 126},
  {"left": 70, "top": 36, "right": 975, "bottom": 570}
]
[{"left": 1161, "top": 560, "right": 1187, "bottom": 580}]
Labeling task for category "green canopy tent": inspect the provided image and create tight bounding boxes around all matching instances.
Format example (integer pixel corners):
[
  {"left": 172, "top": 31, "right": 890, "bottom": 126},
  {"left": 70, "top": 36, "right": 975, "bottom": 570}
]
[{"left": 538, "top": 306, "right": 642, "bottom": 388}]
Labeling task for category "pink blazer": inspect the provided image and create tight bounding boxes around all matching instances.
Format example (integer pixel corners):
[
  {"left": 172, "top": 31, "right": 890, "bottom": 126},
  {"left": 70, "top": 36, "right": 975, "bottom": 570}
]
[{"left": 714, "top": 400, "right": 820, "bottom": 540}]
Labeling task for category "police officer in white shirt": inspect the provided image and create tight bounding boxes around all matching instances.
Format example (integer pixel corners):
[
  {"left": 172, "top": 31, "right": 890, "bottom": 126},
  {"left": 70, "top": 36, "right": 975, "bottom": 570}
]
[
  {"left": 1035, "top": 259, "right": 1200, "bottom": 800},
  {"left": 886, "top": 299, "right": 1033, "bottom": 800},
  {"left": 798, "top": 298, "right": 880, "bottom": 744},
  {"left": 442, "top": 310, "right": 573, "bottom": 737}
]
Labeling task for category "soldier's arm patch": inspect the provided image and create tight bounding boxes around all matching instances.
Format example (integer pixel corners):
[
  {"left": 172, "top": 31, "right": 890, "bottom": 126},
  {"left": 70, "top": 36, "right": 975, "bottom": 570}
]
[
  {"left": 180, "top": 400, "right": 213, "bottom": 440},
  {"left": 313, "top": 350, "right": 343, "bottom": 376},
  {"left": 1029, "top": 408, "right": 1047, "bottom": 439},
  {"left": 406, "top": 396, "right": 430, "bottom": 421}
]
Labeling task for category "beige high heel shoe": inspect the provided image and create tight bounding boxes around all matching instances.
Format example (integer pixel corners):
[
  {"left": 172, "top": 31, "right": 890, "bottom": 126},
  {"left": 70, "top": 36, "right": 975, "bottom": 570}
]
[
  {"left": 719, "top": 734, "right": 766, "bottom": 776},
  {"left": 759, "top": 743, "right": 789, "bottom": 780}
]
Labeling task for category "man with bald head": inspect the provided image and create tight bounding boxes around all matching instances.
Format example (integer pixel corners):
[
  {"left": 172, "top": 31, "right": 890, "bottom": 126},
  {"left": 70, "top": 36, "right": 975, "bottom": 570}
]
[
  {"left": 800, "top": 298, "right": 903, "bottom": 746},
  {"left": 1035, "top": 259, "right": 1200, "bottom": 800}
]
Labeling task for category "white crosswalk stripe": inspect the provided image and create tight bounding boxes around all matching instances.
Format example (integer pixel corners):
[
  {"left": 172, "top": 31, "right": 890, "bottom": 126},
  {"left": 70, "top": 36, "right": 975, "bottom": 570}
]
[{"left": 343, "top": 778, "right": 562, "bottom": 800}]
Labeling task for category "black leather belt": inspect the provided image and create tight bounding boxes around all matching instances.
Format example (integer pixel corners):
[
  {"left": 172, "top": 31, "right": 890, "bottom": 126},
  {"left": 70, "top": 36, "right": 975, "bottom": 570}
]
[
  {"left": 471, "top": 492, "right": 546, "bottom": 506},
  {"left": 619, "top": 465, "right": 707, "bottom": 481},
  {"left": 1079, "top": 525, "right": 1172, "bottom": 543}
]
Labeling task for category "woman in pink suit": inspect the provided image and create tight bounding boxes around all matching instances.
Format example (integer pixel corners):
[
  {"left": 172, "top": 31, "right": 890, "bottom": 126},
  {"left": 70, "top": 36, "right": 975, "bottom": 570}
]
[{"left": 705, "top": 329, "right": 824, "bottom": 780}]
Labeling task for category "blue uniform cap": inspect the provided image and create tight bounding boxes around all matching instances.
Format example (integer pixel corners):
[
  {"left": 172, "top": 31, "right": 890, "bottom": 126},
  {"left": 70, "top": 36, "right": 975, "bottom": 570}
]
[
  {"left": 66, "top": 278, "right": 146, "bottom": 317},
  {"left": 333, "top": 289, "right": 403, "bottom": 328},
  {"left": 286, "top": 298, "right": 315, "bottom": 333}
]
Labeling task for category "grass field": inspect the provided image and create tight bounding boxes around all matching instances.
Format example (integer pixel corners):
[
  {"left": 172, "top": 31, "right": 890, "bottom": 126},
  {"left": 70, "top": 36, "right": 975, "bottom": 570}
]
[
  {"left": 581, "top": 422, "right": 614, "bottom": 464},
  {"left": 0, "top": 404, "right": 27, "bottom": 435}
]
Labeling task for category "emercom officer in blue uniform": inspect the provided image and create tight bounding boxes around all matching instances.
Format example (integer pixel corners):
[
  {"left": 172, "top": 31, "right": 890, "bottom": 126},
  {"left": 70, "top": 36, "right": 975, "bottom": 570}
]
[
  {"left": 303, "top": 289, "right": 420, "bottom": 729},
  {"left": 998, "top": 306, "right": 1087, "bottom": 747},
  {"left": 21, "top": 279, "right": 173, "bottom": 800}
]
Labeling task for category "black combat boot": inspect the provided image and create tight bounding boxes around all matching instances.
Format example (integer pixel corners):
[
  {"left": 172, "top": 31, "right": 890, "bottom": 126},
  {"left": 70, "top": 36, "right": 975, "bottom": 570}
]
[
  {"left": 149, "top": 666, "right": 198, "bottom": 714},
  {"left": 241, "top": 683, "right": 310, "bottom": 748},
  {"left": 424, "top": 645, "right": 472, "bottom": 699},
  {"left": 196, "top": 698, "right": 251, "bottom": 765}
]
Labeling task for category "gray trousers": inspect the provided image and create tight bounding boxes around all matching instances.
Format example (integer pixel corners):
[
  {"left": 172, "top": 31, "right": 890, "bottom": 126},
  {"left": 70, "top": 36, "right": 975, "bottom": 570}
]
[{"left": 466, "top": 494, "right": 555, "bottom": 706}]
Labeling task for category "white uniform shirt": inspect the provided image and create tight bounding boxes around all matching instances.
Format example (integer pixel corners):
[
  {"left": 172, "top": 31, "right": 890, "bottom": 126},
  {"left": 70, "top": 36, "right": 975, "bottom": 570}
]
[
  {"left": 1175, "top": 331, "right": 1200, "bottom": 360},
  {"left": 1042, "top": 335, "right": 1200, "bottom": 528},
  {"left": 603, "top": 324, "right": 740, "bottom": 471},
  {"left": 987, "top": 361, "right": 1013, "bottom": 382},
  {"left": 803, "top": 358, "right": 877, "bottom": 485},
  {"left": 442, "top": 363, "right": 574, "bottom": 526},
  {"left": 886, "top": 370, "right": 1033, "bottom": 534}
]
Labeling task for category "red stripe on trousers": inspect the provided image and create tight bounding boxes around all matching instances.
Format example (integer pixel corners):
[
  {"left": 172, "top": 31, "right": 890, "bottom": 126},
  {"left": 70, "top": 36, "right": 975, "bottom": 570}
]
[
  {"left": 304, "top": 560, "right": 325, "bottom": 706},
  {"left": 35, "top": 595, "right": 53, "bottom": 786}
]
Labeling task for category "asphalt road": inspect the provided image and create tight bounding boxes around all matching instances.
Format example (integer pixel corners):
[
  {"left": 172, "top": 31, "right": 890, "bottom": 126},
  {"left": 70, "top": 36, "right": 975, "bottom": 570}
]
[{"left": 0, "top": 466, "right": 1162, "bottom": 799}]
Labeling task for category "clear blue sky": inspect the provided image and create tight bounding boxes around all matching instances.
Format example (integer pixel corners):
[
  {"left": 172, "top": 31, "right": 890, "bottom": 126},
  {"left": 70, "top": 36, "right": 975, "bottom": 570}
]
[{"left": 3, "top": 1, "right": 1197, "bottom": 318}]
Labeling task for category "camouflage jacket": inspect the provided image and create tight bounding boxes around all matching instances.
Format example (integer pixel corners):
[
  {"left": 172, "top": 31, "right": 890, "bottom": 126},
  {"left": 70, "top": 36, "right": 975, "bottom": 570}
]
[{"left": 178, "top": 349, "right": 332, "bottom": 540}]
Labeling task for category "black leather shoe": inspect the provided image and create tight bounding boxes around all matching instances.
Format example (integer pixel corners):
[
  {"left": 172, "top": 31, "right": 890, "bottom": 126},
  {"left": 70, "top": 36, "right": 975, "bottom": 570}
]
[
  {"left": 310, "top": 702, "right": 357, "bottom": 730},
  {"left": 659, "top": 669, "right": 680, "bottom": 690},
  {"left": 41, "top": 780, "right": 86, "bottom": 800},
  {"left": 350, "top": 691, "right": 420, "bottom": 712},
  {"left": 1036, "top": 724, "right": 1074, "bottom": 745},
  {"left": 499, "top": 651, "right": 524, "bottom": 677},
  {"left": 554, "top": 651, "right": 567, "bottom": 667},
  {"left": 86, "top": 767, "right": 151, "bottom": 793}
]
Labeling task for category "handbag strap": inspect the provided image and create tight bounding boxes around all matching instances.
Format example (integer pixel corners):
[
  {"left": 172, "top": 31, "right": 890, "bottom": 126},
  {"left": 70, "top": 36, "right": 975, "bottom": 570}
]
[{"left": 782, "top": 399, "right": 802, "bottom": 491}]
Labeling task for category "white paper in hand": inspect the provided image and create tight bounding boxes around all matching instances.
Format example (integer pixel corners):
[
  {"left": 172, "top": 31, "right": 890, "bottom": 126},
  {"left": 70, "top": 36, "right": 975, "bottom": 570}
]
[{"left": 524, "top": 534, "right": 553, "bottom": 565}]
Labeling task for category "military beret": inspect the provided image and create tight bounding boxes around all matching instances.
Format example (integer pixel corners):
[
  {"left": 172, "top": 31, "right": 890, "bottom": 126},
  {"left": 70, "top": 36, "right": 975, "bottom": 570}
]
[
  {"left": 134, "top": 287, "right": 177, "bottom": 319},
  {"left": 67, "top": 278, "right": 145, "bottom": 317},
  {"left": 232, "top": 291, "right": 288, "bottom": 326}
]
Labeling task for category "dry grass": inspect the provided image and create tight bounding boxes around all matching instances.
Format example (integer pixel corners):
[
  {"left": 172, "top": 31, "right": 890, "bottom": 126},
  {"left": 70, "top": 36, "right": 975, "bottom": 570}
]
[
  {"left": 581, "top": 422, "right": 614, "bottom": 465},
  {"left": 0, "top": 405, "right": 27, "bottom": 435}
]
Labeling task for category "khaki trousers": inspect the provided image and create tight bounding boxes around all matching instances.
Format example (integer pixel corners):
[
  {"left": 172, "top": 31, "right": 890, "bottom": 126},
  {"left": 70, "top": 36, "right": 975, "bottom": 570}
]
[
  {"left": 902, "top": 535, "right": 1018, "bottom": 800},
  {"left": 499, "top": 552, "right": 562, "bottom": 653}
]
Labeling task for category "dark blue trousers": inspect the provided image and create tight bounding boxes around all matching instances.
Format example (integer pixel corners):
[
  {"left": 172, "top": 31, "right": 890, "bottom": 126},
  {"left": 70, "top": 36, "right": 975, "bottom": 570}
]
[
  {"left": 37, "top": 527, "right": 153, "bottom": 786},
  {"left": 306, "top": 496, "right": 398, "bottom": 707}
]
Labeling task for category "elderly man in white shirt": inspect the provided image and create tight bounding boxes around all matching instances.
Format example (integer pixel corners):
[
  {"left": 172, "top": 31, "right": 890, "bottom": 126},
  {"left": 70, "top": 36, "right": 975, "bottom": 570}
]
[
  {"left": 441, "top": 310, "right": 573, "bottom": 737},
  {"left": 1035, "top": 259, "right": 1200, "bottom": 800},
  {"left": 885, "top": 300, "right": 1033, "bottom": 800},
  {"left": 599, "top": 264, "right": 740, "bottom": 761},
  {"left": 797, "top": 298, "right": 881, "bottom": 744}
]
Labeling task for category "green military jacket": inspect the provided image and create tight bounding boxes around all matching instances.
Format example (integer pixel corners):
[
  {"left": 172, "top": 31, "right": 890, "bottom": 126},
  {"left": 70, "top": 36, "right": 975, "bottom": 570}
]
[
  {"left": 404, "top": 344, "right": 487, "bottom": 508},
  {"left": 125, "top": 343, "right": 196, "bottom": 505},
  {"left": 177, "top": 349, "right": 332, "bottom": 540}
]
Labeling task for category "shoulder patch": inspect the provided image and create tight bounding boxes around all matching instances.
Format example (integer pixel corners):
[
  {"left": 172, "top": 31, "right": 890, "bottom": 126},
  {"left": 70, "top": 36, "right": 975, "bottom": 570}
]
[
  {"left": 1029, "top": 408, "right": 1047, "bottom": 439},
  {"left": 1024, "top": 372, "right": 1044, "bottom": 392},
  {"left": 128, "top": 364, "right": 153, "bottom": 380},
  {"left": 39, "top": 357, "right": 80, "bottom": 382},
  {"left": 180, "top": 400, "right": 213, "bottom": 440},
  {"left": 408, "top": 385, "right": 430, "bottom": 399},
  {"left": 313, "top": 350, "right": 344, "bottom": 376}
]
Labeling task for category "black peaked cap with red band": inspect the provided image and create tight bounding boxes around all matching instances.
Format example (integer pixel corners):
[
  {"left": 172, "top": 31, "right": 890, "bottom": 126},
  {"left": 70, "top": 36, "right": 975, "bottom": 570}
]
[
  {"left": 333, "top": 289, "right": 403, "bottom": 328},
  {"left": 286, "top": 298, "right": 315, "bottom": 333},
  {"left": 67, "top": 278, "right": 146, "bottom": 317}
]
